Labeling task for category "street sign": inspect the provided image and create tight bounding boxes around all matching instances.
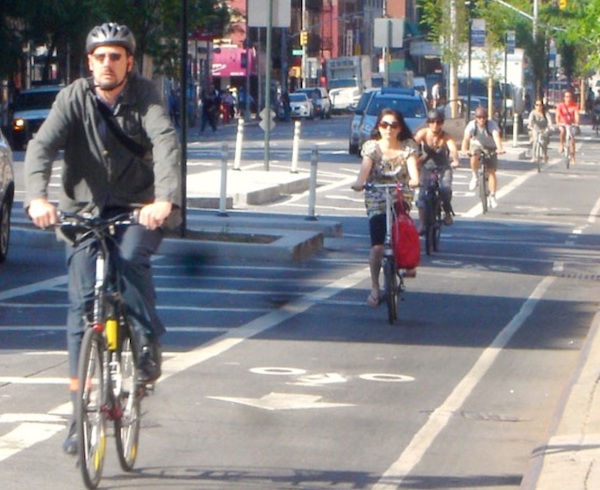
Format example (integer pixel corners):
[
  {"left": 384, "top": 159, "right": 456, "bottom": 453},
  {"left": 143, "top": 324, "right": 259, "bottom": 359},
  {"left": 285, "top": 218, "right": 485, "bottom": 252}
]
[
  {"left": 247, "top": 0, "right": 291, "bottom": 27},
  {"left": 292, "top": 49, "right": 303, "bottom": 56},
  {"left": 506, "top": 30, "right": 516, "bottom": 55},
  {"left": 471, "top": 18, "right": 486, "bottom": 47},
  {"left": 373, "top": 18, "right": 404, "bottom": 48},
  {"left": 259, "top": 108, "right": 276, "bottom": 132}
]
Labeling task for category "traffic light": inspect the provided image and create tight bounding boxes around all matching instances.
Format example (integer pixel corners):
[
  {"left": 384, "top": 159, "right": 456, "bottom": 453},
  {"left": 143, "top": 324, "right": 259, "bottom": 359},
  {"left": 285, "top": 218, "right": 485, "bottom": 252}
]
[
  {"left": 558, "top": 0, "right": 567, "bottom": 9},
  {"left": 300, "top": 31, "right": 308, "bottom": 47}
]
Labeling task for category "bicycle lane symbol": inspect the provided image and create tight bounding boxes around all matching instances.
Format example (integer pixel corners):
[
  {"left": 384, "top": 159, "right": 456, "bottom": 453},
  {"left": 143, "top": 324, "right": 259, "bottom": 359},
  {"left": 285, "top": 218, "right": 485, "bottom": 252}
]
[{"left": 207, "top": 367, "right": 415, "bottom": 411}]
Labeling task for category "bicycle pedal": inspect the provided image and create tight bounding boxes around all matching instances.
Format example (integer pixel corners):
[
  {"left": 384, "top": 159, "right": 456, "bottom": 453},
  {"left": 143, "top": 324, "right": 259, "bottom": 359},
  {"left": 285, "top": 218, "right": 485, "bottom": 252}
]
[{"left": 143, "top": 383, "right": 155, "bottom": 395}]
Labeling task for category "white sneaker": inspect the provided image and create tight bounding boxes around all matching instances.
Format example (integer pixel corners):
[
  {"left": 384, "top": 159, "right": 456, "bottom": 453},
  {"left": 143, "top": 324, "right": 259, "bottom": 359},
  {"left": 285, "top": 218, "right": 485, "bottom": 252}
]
[
  {"left": 468, "top": 175, "right": 478, "bottom": 191},
  {"left": 489, "top": 195, "right": 498, "bottom": 209}
]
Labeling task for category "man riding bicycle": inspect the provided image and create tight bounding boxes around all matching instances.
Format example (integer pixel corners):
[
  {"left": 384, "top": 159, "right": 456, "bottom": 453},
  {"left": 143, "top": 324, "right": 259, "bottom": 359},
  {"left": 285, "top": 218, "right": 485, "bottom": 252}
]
[
  {"left": 414, "top": 109, "right": 460, "bottom": 228},
  {"left": 24, "top": 23, "right": 181, "bottom": 455},
  {"left": 461, "top": 106, "right": 505, "bottom": 209},
  {"left": 555, "top": 89, "right": 580, "bottom": 164}
]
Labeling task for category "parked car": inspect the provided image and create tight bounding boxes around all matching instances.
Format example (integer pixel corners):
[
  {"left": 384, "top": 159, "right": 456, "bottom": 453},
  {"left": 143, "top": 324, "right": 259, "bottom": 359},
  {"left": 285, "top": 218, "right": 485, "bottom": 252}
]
[
  {"left": 356, "top": 87, "right": 428, "bottom": 153},
  {"left": 10, "top": 85, "right": 61, "bottom": 150},
  {"left": 0, "top": 128, "right": 14, "bottom": 263},
  {"left": 295, "top": 87, "right": 332, "bottom": 119},
  {"left": 348, "top": 88, "right": 377, "bottom": 155},
  {"left": 289, "top": 92, "right": 315, "bottom": 119}
]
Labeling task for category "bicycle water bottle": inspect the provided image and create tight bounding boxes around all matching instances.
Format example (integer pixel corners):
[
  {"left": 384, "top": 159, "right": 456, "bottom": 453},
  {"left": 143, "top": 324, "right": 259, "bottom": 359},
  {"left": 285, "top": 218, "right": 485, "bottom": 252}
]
[{"left": 106, "top": 318, "right": 118, "bottom": 351}]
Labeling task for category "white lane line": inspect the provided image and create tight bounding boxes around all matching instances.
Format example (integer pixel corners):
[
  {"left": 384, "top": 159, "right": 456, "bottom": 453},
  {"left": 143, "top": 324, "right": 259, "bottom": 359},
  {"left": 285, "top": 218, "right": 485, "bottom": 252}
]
[
  {"left": 463, "top": 167, "right": 538, "bottom": 218},
  {"left": 0, "top": 266, "right": 372, "bottom": 461},
  {"left": 0, "top": 423, "right": 65, "bottom": 462},
  {"left": 0, "top": 276, "right": 67, "bottom": 301},
  {"left": 159, "top": 266, "right": 371, "bottom": 378},
  {"left": 373, "top": 275, "right": 555, "bottom": 489}
]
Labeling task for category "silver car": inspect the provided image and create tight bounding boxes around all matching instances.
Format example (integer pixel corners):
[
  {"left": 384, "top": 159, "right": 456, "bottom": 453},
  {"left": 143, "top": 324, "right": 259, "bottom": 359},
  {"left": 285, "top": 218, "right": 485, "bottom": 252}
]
[
  {"left": 357, "top": 88, "right": 428, "bottom": 152},
  {"left": 289, "top": 92, "right": 315, "bottom": 119},
  {"left": 348, "top": 88, "right": 377, "bottom": 155},
  {"left": 0, "top": 128, "right": 14, "bottom": 263}
]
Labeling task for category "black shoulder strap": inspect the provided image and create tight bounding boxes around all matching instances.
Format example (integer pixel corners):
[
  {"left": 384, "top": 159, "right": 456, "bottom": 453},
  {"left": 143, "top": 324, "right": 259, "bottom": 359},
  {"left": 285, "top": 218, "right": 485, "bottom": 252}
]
[{"left": 90, "top": 79, "right": 148, "bottom": 158}]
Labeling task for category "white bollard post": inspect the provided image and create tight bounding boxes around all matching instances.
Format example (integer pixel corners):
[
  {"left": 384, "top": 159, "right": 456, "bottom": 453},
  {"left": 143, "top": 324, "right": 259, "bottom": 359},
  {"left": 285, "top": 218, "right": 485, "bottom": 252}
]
[
  {"left": 306, "top": 146, "right": 318, "bottom": 221},
  {"left": 218, "top": 142, "right": 229, "bottom": 216},
  {"left": 233, "top": 118, "right": 244, "bottom": 170},
  {"left": 513, "top": 112, "right": 519, "bottom": 147},
  {"left": 290, "top": 120, "right": 301, "bottom": 173}
]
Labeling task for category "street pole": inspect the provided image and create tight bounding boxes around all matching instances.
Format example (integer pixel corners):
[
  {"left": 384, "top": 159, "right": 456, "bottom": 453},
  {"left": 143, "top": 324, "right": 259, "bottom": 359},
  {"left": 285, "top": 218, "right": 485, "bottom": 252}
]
[
  {"left": 466, "top": 0, "right": 472, "bottom": 122},
  {"left": 301, "top": 0, "right": 307, "bottom": 88},
  {"left": 179, "top": 0, "right": 188, "bottom": 236},
  {"left": 264, "top": 0, "right": 273, "bottom": 170}
]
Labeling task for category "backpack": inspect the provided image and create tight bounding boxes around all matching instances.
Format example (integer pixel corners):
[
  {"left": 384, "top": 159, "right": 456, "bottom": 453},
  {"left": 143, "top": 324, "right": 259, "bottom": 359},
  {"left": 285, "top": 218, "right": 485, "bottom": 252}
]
[{"left": 392, "top": 199, "right": 421, "bottom": 270}]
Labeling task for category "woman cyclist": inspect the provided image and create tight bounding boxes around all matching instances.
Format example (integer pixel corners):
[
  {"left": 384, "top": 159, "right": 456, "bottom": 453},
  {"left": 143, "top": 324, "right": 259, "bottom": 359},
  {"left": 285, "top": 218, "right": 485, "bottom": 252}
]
[
  {"left": 527, "top": 99, "right": 552, "bottom": 163},
  {"left": 414, "top": 109, "right": 460, "bottom": 229},
  {"left": 351, "top": 108, "right": 419, "bottom": 308}
]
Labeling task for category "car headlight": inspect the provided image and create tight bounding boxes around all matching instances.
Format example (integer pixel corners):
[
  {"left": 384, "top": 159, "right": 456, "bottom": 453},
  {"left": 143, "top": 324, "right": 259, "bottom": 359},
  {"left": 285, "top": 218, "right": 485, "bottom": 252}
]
[{"left": 13, "top": 118, "right": 25, "bottom": 131}]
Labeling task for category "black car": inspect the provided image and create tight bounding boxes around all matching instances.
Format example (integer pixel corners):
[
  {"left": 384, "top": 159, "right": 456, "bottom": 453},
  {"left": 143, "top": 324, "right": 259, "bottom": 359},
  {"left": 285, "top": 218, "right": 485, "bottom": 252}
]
[
  {"left": 10, "top": 85, "right": 61, "bottom": 150},
  {"left": 0, "top": 128, "right": 14, "bottom": 263}
]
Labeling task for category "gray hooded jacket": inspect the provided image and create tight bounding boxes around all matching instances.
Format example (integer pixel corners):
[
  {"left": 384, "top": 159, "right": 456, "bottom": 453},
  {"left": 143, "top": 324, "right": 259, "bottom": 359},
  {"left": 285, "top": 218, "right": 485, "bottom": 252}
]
[{"left": 25, "top": 73, "right": 181, "bottom": 216}]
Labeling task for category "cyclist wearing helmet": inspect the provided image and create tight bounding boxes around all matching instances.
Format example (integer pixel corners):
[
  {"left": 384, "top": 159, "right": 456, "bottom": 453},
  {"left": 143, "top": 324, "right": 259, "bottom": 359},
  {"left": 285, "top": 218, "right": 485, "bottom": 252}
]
[
  {"left": 461, "top": 106, "right": 504, "bottom": 208},
  {"left": 25, "top": 22, "right": 181, "bottom": 455},
  {"left": 414, "top": 109, "right": 460, "bottom": 228}
]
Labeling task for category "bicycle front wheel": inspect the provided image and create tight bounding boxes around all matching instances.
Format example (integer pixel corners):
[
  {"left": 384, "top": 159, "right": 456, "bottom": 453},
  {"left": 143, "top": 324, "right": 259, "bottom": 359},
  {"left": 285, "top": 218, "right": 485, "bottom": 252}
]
[
  {"left": 479, "top": 170, "right": 488, "bottom": 214},
  {"left": 383, "top": 257, "right": 398, "bottom": 325},
  {"left": 77, "top": 328, "right": 108, "bottom": 490},
  {"left": 533, "top": 141, "right": 542, "bottom": 172},
  {"left": 114, "top": 318, "right": 141, "bottom": 472},
  {"left": 433, "top": 198, "right": 442, "bottom": 252},
  {"left": 424, "top": 199, "right": 434, "bottom": 256}
]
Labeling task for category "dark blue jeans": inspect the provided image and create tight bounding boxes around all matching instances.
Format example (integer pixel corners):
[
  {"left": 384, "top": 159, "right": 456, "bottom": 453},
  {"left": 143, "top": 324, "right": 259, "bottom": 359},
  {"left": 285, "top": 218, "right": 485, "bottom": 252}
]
[{"left": 65, "top": 224, "right": 164, "bottom": 381}]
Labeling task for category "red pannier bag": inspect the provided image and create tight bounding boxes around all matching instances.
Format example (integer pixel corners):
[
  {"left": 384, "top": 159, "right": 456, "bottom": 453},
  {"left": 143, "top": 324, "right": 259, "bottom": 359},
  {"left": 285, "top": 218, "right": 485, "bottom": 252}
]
[{"left": 392, "top": 197, "right": 420, "bottom": 270}]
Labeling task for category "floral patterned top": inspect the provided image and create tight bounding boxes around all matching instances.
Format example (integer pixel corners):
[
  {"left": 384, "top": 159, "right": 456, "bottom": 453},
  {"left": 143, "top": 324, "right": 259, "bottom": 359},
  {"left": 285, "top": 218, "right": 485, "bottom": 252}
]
[{"left": 360, "top": 138, "right": 418, "bottom": 218}]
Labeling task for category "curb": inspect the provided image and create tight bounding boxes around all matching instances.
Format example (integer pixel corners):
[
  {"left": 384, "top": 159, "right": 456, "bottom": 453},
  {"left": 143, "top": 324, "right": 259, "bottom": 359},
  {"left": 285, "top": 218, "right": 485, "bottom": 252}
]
[
  {"left": 520, "top": 308, "right": 600, "bottom": 489},
  {"left": 11, "top": 217, "right": 334, "bottom": 263}
]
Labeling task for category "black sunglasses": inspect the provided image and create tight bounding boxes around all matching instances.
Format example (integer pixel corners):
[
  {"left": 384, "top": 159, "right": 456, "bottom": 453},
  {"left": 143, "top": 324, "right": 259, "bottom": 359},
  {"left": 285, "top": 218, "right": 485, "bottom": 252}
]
[
  {"left": 379, "top": 121, "right": 399, "bottom": 129},
  {"left": 92, "top": 52, "right": 123, "bottom": 63}
]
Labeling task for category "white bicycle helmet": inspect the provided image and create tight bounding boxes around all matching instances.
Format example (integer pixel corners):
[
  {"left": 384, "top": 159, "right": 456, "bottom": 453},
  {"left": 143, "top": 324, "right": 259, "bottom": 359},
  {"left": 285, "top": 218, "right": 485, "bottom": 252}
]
[{"left": 86, "top": 23, "right": 136, "bottom": 55}]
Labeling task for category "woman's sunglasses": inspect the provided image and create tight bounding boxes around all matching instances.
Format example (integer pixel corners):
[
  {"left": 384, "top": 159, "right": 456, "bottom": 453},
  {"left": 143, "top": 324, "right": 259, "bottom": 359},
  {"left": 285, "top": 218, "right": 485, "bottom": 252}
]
[{"left": 379, "top": 121, "right": 399, "bottom": 129}]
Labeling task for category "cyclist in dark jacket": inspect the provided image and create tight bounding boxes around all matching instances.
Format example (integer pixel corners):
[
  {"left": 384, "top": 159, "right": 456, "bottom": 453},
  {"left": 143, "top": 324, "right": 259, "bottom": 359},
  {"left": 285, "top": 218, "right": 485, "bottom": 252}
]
[{"left": 24, "top": 22, "right": 181, "bottom": 456}]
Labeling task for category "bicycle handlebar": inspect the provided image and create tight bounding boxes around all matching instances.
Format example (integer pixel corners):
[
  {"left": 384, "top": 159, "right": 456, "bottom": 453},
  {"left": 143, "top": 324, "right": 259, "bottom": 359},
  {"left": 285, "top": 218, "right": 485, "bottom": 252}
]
[{"left": 57, "top": 211, "right": 139, "bottom": 242}]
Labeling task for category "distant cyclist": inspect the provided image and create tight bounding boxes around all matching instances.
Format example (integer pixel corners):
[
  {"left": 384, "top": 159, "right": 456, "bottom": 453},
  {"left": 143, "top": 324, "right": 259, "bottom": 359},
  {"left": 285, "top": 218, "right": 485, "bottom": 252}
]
[
  {"left": 414, "top": 109, "right": 460, "bottom": 228},
  {"left": 461, "top": 106, "right": 505, "bottom": 209},
  {"left": 527, "top": 99, "right": 552, "bottom": 163},
  {"left": 555, "top": 89, "right": 580, "bottom": 164}
]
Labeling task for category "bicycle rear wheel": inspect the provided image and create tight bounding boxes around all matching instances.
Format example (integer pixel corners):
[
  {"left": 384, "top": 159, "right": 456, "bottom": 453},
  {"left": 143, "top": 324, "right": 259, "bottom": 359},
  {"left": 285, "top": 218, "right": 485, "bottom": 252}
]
[
  {"left": 382, "top": 256, "right": 398, "bottom": 325},
  {"left": 479, "top": 170, "right": 488, "bottom": 214},
  {"left": 77, "top": 328, "right": 107, "bottom": 490},
  {"left": 114, "top": 318, "right": 141, "bottom": 472}
]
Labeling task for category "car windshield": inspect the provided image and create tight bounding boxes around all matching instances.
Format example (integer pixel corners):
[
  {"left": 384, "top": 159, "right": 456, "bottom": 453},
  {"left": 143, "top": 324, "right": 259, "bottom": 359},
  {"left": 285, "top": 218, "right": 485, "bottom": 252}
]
[
  {"left": 328, "top": 79, "right": 357, "bottom": 90},
  {"left": 367, "top": 97, "right": 426, "bottom": 118},
  {"left": 296, "top": 89, "right": 321, "bottom": 99},
  {"left": 14, "top": 90, "right": 59, "bottom": 111},
  {"left": 290, "top": 94, "right": 307, "bottom": 102}
]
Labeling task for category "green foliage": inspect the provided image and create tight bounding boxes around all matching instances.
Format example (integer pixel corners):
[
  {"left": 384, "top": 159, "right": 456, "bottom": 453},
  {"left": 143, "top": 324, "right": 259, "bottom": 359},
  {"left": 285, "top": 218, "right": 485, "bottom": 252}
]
[{"left": 1, "top": 0, "right": 232, "bottom": 83}]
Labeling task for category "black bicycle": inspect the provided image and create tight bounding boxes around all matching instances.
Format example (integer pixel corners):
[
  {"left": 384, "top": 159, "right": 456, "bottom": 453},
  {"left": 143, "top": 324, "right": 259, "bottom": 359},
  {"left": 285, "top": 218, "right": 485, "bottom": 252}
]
[
  {"left": 421, "top": 161, "right": 452, "bottom": 255},
  {"left": 472, "top": 149, "right": 495, "bottom": 214},
  {"left": 365, "top": 182, "right": 413, "bottom": 324},
  {"left": 59, "top": 211, "right": 148, "bottom": 489}
]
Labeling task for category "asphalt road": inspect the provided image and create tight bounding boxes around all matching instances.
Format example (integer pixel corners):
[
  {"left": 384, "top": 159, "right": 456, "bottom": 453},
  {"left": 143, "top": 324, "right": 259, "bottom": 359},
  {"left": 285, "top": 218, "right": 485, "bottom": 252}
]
[{"left": 2, "top": 115, "right": 600, "bottom": 489}]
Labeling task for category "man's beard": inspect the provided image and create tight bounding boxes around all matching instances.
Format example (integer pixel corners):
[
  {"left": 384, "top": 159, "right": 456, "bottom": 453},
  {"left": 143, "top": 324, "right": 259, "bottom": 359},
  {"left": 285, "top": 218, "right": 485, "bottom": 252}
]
[{"left": 96, "top": 73, "right": 127, "bottom": 92}]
